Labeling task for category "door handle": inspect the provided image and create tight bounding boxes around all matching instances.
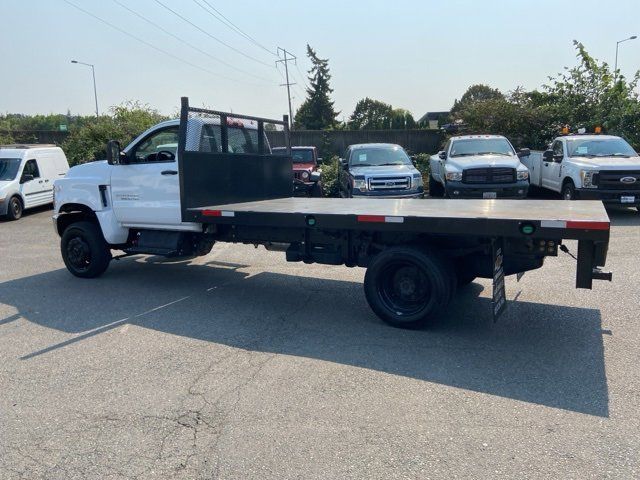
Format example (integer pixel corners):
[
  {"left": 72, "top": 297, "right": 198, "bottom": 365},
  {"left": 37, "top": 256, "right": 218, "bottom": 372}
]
[{"left": 161, "top": 170, "right": 178, "bottom": 175}]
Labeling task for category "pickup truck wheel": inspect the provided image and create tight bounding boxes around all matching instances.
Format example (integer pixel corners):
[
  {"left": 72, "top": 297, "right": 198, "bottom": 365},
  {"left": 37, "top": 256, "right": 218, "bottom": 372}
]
[
  {"left": 61, "top": 221, "right": 112, "bottom": 278},
  {"left": 364, "top": 246, "right": 452, "bottom": 329},
  {"left": 6, "top": 196, "right": 23, "bottom": 220},
  {"left": 562, "top": 182, "right": 577, "bottom": 200},
  {"left": 428, "top": 175, "right": 444, "bottom": 197}
]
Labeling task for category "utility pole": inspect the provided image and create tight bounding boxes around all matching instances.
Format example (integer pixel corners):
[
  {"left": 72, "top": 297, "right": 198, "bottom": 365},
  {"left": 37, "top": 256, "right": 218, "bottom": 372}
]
[
  {"left": 276, "top": 47, "right": 296, "bottom": 130},
  {"left": 614, "top": 35, "right": 637, "bottom": 83},
  {"left": 71, "top": 60, "right": 99, "bottom": 117}
]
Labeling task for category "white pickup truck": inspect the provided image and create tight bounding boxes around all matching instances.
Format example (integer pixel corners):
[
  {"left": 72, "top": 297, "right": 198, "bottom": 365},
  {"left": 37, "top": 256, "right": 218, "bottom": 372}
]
[
  {"left": 521, "top": 134, "right": 640, "bottom": 211},
  {"left": 429, "top": 135, "right": 530, "bottom": 199}
]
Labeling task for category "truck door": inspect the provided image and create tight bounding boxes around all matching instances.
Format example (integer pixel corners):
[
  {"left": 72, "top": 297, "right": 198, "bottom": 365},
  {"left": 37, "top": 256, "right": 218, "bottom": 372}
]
[
  {"left": 541, "top": 140, "right": 564, "bottom": 192},
  {"left": 111, "top": 125, "right": 184, "bottom": 227}
]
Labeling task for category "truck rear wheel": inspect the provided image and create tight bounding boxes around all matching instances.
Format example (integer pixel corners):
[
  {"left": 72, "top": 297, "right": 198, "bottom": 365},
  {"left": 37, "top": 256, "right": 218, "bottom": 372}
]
[
  {"left": 61, "top": 221, "right": 112, "bottom": 278},
  {"left": 364, "top": 246, "right": 453, "bottom": 329}
]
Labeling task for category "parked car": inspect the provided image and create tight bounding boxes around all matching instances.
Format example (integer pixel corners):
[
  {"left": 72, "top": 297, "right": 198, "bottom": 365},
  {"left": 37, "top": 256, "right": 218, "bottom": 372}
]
[
  {"left": 429, "top": 135, "right": 530, "bottom": 199},
  {"left": 520, "top": 134, "right": 640, "bottom": 211},
  {"left": 272, "top": 146, "right": 322, "bottom": 197},
  {"left": 338, "top": 143, "right": 424, "bottom": 198},
  {"left": 0, "top": 144, "right": 69, "bottom": 220}
]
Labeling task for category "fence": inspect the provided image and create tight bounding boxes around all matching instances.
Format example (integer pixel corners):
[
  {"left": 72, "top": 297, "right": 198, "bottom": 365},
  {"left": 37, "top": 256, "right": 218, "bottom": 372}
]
[
  {"left": 266, "top": 129, "right": 443, "bottom": 156},
  {"left": 1, "top": 128, "right": 444, "bottom": 155}
]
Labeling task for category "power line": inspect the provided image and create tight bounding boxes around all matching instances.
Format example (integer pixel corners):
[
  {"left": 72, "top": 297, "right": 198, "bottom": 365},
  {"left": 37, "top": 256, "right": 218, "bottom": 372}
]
[
  {"left": 111, "top": 0, "right": 272, "bottom": 83},
  {"left": 192, "top": 0, "right": 276, "bottom": 56},
  {"left": 276, "top": 47, "right": 296, "bottom": 128},
  {"left": 295, "top": 62, "right": 311, "bottom": 91},
  {"left": 153, "top": 0, "right": 274, "bottom": 68},
  {"left": 62, "top": 0, "right": 270, "bottom": 86}
]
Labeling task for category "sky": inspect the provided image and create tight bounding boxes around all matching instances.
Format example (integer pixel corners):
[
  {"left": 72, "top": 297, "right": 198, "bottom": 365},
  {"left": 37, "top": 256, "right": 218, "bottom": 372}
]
[{"left": 1, "top": 0, "right": 639, "bottom": 121}]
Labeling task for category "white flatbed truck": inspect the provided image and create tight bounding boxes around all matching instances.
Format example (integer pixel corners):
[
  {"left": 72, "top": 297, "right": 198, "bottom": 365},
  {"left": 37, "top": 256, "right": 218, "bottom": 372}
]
[{"left": 52, "top": 99, "right": 612, "bottom": 328}]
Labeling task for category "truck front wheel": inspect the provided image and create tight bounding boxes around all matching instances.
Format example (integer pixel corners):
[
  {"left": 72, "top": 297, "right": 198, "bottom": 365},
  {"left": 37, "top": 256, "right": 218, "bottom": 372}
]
[
  {"left": 562, "top": 181, "right": 577, "bottom": 200},
  {"left": 61, "top": 221, "right": 112, "bottom": 278},
  {"left": 364, "top": 246, "right": 453, "bottom": 329}
]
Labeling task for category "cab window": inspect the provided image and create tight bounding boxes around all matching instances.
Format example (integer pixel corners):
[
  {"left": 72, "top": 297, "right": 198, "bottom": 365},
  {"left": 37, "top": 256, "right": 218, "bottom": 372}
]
[
  {"left": 23, "top": 159, "right": 40, "bottom": 178},
  {"left": 552, "top": 140, "right": 564, "bottom": 157},
  {"left": 131, "top": 126, "right": 179, "bottom": 163}
]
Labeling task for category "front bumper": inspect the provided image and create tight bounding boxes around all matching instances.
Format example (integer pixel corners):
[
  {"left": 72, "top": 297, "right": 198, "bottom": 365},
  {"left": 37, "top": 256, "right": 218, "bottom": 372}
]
[
  {"left": 576, "top": 188, "right": 640, "bottom": 205},
  {"left": 445, "top": 180, "right": 529, "bottom": 199},
  {"left": 351, "top": 188, "right": 424, "bottom": 199},
  {"left": 0, "top": 199, "right": 7, "bottom": 216}
]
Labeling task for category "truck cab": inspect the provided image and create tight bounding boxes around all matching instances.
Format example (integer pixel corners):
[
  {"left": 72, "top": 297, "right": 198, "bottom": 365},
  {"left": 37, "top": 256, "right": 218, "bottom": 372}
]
[
  {"left": 521, "top": 134, "right": 640, "bottom": 209},
  {"left": 338, "top": 143, "right": 424, "bottom": 198},
  {"left": 429, "top": 135, "right": 530, "bottom": 199},
  {"left": 53, "top": 116, "right": 270, "bottom": 246}
]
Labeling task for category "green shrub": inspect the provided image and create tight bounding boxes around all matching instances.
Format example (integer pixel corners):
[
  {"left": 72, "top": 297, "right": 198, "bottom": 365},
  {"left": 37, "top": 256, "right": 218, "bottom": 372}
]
[
  {"left": 62, "top": 101, "right": 167, "bottom": 166},
  {"left": 320, "top": 156, "right": 341, "bottom": 197},
  {"left": 412, "top": 153, "right": 431, "bottom": 191}
]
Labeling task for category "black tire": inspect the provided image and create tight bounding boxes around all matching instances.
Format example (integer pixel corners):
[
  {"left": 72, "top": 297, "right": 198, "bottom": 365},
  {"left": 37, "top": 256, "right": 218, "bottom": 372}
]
[
  {"left": 6, "top": 196, "right": 23, "bottom": 220},
  {"left": 562, "top": 181, "right": 577, "bottom": 200},
  {"left": 364, "top": 246, "right": 453, "bottom": 329},
  {"left": 61, "top": 221, "right": 112, "bottom": 278},
  {"left": 428, "top": 175, "right": 444, "bottom": 198}
]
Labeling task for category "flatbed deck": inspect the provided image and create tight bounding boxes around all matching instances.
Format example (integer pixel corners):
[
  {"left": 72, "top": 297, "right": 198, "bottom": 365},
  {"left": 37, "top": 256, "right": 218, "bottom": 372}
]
[{"left": 190, "top": 198, "right": 610, "bottom": 240}]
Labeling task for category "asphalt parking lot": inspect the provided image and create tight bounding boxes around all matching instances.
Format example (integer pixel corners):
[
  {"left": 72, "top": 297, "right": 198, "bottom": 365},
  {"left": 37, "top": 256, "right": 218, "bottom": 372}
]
[{"left": 1, "top": 204, "right": 639, "bottom": 479}]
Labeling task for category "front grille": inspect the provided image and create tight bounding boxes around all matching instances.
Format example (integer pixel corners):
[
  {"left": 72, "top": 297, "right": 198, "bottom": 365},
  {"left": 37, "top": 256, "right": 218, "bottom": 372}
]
[
  {"left": 293, "top": 171, "right": 303, "bottom": 180},
  {"left": 596, "top": 170, "right": 640, "bottom": 190},
  {"left": 368, "top": 176, "right": 411, "bottom": 191},
  {"left": 462, "top": 167, "right": 515, "bottom": 184}
]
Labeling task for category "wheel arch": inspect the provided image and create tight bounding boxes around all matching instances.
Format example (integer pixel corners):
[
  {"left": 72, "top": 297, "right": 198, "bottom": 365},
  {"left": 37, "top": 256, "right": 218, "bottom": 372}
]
[{"left": 55, "top": 203, "right": 99, "bottom": 236}]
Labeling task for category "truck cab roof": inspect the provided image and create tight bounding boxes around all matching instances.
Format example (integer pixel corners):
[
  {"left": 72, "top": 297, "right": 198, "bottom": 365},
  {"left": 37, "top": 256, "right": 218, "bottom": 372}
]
[{"left": 450, "top": 135, "right": 507, "bottom": 141}]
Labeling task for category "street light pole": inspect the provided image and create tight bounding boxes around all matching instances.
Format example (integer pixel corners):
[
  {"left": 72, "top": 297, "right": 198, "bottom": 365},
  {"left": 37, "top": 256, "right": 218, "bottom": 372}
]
[
  {"left": 71, "top": 60, "right": 99, "bottom": 117},
  {"left": 614, "top": 36, "right": 637, "bottom": 83}
]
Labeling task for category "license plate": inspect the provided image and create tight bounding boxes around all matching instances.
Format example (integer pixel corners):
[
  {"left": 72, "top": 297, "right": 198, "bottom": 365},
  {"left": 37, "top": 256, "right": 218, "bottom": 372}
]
[
  {"left": 483, "top": 192, "right": 497, "bottom": 199},
  {"left": 621, "top": 196, "right": 635, "bottom": 203}
]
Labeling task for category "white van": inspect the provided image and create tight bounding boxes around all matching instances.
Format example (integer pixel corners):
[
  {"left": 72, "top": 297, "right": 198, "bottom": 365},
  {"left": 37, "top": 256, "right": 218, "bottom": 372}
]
[{"left": 0, "top": 145, "right": 70, "bottom": 220}]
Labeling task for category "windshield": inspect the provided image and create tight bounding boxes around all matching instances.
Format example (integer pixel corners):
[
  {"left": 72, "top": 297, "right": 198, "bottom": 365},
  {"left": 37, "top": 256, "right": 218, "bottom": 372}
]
[
  {"left": 350, "top": 146, "right": 411, "bottom": 166},
  {"left": 273, "top": 148, "right": 314, "bottom": 163},
  {"left": 567, "top": 138, "right": 637, "bottom": 158},
  {"left": 0, "top": 158, "right": 21, "bottom": 181},
  {"left": 450, "top": 138, "right": 515, "bottom": 157}
]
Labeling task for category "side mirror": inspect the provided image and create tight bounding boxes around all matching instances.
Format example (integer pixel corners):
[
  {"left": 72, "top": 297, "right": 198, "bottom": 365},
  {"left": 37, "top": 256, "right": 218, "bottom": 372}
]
[
  {"left": 317, "top": 157, "right": 323, "bottom": 163},
  {"left": 310, "top": 171, "right": 321, "bottom": 182},
  {"left": 542, "top": 150, "right": 554, "bottom": 162},
  {"left": 20, "top": 173, "right": 34, "bottom": 184},
  {"left": 106, "top": 140, "right": 122, "bottom": 165},
  {"left": 438, "top": 151, "right": 447, "bottom": 160},
  {"left": 517, "top": 148, "right": 531, "bottom": 158}
]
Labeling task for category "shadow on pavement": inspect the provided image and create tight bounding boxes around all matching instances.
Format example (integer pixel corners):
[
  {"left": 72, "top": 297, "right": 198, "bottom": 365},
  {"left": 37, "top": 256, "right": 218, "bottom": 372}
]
[{"left": 0, "top": 256, "right": 609, "bottom": 417}]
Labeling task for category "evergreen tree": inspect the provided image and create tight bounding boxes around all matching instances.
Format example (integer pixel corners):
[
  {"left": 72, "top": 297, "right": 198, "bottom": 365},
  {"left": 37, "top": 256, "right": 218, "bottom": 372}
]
[{"left": 294, "top": 45, "right": 338, "bottom": 130}]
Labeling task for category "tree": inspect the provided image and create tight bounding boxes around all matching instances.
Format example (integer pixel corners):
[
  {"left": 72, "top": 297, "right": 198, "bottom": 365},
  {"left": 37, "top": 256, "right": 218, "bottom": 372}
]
[
  {"left": 451, "top": 84, "right": 504, "bottom": 117},
  {"left": 294, "top": 45, "right": 338, "bottom": 130},
  {"left": 349, "top": 98, "right": 392, "bottom": 129},
  {"left": 62, "top": 101, "right": 167, "bottom": 166},
  {"left": 389, "top": 108, "right": 416, "bottom": 129}
]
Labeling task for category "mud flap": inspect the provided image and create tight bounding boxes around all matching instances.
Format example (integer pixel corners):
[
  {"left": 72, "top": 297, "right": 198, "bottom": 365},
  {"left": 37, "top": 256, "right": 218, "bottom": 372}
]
[{"left": 492, "top": 239, "right": 507, "bottom": 322}]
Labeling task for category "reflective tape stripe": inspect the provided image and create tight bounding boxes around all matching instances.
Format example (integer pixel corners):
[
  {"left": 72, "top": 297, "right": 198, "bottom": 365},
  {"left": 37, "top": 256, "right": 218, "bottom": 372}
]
[
  {"left": 541, "top": 219, "right": 609, "bottom": 230},
  {"left": 566, "top": 220, "right": 609, "bottom": 230},
  {"left": 357, "top": 215, "right": 404, "bottom": 224},
  {"left": 540, "top": 220, "right": 566, "bottom": 228},
  {"left": 202, "top": 210, "right": 235, "bottom": 217}
]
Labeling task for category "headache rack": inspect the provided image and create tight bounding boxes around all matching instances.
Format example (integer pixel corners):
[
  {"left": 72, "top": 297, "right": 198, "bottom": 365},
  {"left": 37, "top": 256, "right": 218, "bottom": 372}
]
[{"left": 177, "top": 97, "right": 293, "bottom": 222}]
